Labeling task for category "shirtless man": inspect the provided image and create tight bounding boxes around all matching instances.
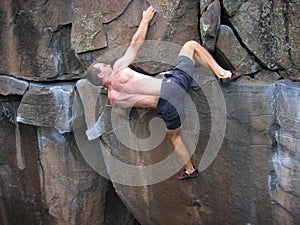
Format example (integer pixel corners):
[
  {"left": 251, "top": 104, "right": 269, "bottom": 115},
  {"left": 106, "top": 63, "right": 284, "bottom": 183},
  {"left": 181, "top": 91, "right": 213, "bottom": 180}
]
[{"left": 84, "top": 6, "right": 241, "bottom": 180}]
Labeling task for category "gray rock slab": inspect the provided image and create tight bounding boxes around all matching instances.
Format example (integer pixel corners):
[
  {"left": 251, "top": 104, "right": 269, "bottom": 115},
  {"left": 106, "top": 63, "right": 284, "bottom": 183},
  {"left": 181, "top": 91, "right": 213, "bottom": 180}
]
[
  {"left": 216, "top": 25, "right": 262, "bottom": 74},
  {"left": 17, "top": 82, "right": 75, "bottom": 133}
]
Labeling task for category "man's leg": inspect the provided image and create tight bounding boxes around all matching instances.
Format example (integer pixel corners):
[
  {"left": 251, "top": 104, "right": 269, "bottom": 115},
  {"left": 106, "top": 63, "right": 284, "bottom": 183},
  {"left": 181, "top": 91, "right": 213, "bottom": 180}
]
[
  {"left": 166, "top": 127, "right": 195, "bottom": 174},
  {"left": 178, "top": 40, "right": 232, "bottom": 79}
]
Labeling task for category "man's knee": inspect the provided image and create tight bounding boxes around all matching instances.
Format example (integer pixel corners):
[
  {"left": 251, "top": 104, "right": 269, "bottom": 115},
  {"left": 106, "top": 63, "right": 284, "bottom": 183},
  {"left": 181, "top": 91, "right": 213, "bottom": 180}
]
[
  {"left": 179, "top": 41, "right": 200, "bottom": 60},
  {"left": 183, "top": 40, "right": 199, "bottom": 50}
]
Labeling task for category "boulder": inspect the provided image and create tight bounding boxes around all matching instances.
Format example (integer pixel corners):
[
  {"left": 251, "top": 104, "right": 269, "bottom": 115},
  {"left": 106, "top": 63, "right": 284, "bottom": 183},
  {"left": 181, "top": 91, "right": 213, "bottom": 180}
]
[
  {"left": 0, "top": 97, "right": 53, "bottom": 225},
  {"left": 38, "top": 127, "right": 138, "bottom": 225},
  {"left": 0, "top": 96, "right": 139, "bottom": 225}
]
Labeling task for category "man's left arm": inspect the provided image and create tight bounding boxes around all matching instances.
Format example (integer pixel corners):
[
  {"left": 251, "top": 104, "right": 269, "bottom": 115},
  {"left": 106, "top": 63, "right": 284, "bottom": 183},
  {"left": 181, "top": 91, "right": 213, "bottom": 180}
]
[{"left": 113, "top": 6, "right": 156, "bottom": 71}]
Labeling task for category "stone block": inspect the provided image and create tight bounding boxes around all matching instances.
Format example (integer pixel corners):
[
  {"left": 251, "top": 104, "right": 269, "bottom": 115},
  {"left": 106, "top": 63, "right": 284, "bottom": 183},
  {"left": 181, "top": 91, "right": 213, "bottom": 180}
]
[{"left": 17, "top": 82, "right": 75, "bottom": 133}]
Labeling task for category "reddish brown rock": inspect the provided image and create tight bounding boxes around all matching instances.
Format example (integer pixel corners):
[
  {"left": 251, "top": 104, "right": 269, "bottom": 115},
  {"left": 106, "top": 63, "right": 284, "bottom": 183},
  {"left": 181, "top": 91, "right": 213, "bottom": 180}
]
[{"left": 0, "top": 0, "right": 83, "bottom": 81}]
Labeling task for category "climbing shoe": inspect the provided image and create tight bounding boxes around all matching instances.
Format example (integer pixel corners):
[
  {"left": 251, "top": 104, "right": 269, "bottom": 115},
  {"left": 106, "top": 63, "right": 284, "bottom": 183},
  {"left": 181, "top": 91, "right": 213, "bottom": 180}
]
[
  {"left": 219, "top": 70, "right": 242, "bottom": 84},
  {"left": 176, "top": 169, "right": 199, "bottom": 180}
]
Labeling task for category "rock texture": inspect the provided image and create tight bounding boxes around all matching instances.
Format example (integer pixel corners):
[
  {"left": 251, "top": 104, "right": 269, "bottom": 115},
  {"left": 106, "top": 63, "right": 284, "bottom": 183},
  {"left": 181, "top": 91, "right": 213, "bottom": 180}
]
[
  {"left": 0, "top": 0, "right": 300, "bottom": 225},
  {"left": 0, "top": 0, "right": 83, "bottom": 81},
  {"left": 222, "top": 0, "right": 300, "bottom": 80},
  {"left": 0, "top": 96, "right": 139, "bottom": 225},
  {"left": 16, "top": 82, "right": 75, "bottom": 133}
]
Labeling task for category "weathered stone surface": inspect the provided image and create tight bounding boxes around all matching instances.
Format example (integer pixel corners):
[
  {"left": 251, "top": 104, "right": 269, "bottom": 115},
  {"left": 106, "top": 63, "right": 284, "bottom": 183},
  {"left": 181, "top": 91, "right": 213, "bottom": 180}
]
[
  {"left": 271, "top": 81, "right": 300, "bottom": 225},
  {"left": 76, "top": 79, "right": 109, "bottom": 140},
  {"left": 77, "top": 71, "right": 299, "bottom": 224},
  {"left": 200, "top": 0, "right": 214, "bottom": 13},
  {"left": 95, "top": 107, "right": 203, "bottom": 225},
  {"left": 74, "top": 0, "right": 199, "bottom": 72},
  {"left": 199, "top": 0, "right": 221, "bottom": 51},
  {"left": 0, "top": 75, "right": 29, "bottom": 96},
  {"left": 0, "top": 97, "right": 54, "bottom": 225},
  {"left": 1, "top": 0, "right": 300, "bottom": 224},
  {"left": 17, "top": 82, "right": 75, "bottom": 133},
  {"left": 222, "top": 0, "right": 300, "bottom": 79},
  {"left": 38, "top": 127, "right": 137, "bottom": 225},
  {"left": 254, "top": 70, "right": 281, "bottom": 82},
  {"left": 0, "top": 0, "right": 83, "bottom": 81},
  {"left": 71, "top": 0, "right": 131, "bottom": 53},
  {"left": 0, "top": 95, "right": 139, "bottom": 225},
  {"left": 216, "top": 25, "right": 262, "bottom": 74}
]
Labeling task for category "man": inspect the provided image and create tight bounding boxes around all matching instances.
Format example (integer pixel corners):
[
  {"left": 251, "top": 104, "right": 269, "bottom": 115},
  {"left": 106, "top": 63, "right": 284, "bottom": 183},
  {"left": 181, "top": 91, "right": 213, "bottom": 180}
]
[{"left": 84, "top": 6, "right": 241, "bottom": 180}]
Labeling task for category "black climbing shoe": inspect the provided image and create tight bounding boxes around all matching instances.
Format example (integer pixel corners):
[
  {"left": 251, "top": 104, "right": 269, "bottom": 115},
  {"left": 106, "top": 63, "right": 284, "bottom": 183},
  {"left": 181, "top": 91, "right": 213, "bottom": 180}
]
[
  {"left": 219, "top": 70, "right": 242, "bottom": 84},
  {"left": 176, "top": 169, "right": 199, "bottom": 180}
]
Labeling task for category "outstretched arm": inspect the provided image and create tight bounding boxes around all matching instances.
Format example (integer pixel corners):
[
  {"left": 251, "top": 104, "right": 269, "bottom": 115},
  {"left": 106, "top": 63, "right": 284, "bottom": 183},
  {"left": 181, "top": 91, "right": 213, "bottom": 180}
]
[{"left": 113, "top": 6, "right": 156, "bottom": 71}]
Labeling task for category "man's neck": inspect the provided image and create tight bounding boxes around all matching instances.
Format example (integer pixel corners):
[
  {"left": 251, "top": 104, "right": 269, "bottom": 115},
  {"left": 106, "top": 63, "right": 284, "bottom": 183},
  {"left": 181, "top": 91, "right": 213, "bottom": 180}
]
[{"left": 102, "top": 76, "right": 111, "bottom": 88}]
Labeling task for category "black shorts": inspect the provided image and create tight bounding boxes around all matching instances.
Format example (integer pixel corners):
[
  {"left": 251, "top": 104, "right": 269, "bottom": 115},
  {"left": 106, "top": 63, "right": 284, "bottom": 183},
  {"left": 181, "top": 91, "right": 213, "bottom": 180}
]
[{"left": 157, "top": 56, "right": 194, "bottom": 130}]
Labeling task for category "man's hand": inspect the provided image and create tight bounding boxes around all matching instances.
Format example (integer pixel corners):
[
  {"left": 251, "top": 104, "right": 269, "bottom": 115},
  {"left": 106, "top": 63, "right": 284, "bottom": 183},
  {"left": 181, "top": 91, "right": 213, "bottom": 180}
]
[{"left": 142, "top": 6, "right": 156, "bottom": 23}]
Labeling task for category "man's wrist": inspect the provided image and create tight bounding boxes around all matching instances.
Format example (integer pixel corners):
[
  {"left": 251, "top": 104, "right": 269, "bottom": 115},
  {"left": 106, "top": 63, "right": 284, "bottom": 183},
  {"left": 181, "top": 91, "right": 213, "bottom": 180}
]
[{"left": 140, "top": 20, "right": 149, "bottom": 25}]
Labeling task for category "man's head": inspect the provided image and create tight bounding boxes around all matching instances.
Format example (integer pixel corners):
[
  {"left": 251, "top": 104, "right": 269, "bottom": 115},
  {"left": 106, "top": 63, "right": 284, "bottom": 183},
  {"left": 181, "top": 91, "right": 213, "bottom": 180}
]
[{"left": 83, "top": 62, "right": 113, "bottom": 86}]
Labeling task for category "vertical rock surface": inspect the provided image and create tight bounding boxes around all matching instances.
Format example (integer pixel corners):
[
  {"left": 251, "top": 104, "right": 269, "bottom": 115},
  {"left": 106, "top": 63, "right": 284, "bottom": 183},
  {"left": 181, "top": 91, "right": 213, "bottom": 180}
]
[{"left": 0, "top": 0, "right": 299, "bottom": 224}]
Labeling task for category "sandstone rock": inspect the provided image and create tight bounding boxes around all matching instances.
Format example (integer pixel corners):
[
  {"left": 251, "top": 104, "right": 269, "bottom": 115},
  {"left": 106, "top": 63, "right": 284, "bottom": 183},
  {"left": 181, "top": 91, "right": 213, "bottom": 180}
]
[
  {"left": 222, "top": 0, "right": 300, "bottom": 79},
  {"left": 216, "top": 25, "right": 262, "bottom": 74},
  {"left": 17, "top": 82, "right": 75, "bottom": 133},
  {"left": 199, "top": 0, "right": 221, "bottom": 51}
]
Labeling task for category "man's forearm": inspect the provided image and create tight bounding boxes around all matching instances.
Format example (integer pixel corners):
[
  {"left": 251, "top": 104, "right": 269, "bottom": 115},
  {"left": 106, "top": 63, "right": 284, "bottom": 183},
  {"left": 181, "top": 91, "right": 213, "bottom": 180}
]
[
  {"left": 131, "top": 20, "right": 150, "bottom": 45},
  {"left": 131, "top": 6, "right": 156, "bottom": 45}
]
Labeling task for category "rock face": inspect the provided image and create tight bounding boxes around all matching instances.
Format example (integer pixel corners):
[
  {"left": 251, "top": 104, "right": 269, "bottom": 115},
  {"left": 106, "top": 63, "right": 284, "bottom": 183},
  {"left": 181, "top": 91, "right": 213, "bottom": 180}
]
[
  {"left": 222, "top": 0, "right": 300, "bottom": 79},
  {"left": 0, "top": 0, "right": 300, "bottom": 225},
  {"left": 0, "top": 95, "right": 139, "bottom": 225},
  {"left": 74, "top": 74, "right": 300, "bottom": 225},
  {"left": 0, "top": 0, "right": 83, "bottom": 81}
]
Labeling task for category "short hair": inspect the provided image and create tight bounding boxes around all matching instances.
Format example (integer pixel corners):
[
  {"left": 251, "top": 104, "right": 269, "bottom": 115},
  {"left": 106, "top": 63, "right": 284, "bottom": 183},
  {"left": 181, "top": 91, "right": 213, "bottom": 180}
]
[{"left": 83, "top": 62, "right": 103, "bottom": 86}]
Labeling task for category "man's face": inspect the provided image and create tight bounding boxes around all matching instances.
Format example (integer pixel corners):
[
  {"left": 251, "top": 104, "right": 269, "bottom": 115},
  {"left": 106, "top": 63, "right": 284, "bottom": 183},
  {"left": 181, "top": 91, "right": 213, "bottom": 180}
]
[{"left": 94, "top": 63, "right": 113, "bottom": 77}]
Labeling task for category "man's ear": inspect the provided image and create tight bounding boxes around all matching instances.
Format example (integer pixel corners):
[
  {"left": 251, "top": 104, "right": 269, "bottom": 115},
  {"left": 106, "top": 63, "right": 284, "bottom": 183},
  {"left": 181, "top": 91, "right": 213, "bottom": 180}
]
[{"left": 97, "top": 72, "right": 105, "bottom": 79}]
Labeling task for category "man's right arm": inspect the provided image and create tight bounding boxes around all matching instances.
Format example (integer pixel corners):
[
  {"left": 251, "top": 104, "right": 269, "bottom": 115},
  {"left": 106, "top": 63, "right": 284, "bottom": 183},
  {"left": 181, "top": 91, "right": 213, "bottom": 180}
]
[{"left": 113, "top": 6, "right": 156, "bottom": 71}]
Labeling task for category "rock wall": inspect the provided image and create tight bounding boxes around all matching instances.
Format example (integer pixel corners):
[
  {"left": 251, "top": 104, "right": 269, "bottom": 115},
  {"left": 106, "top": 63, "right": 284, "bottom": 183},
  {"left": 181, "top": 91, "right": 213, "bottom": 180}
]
[{"left": 0, "top": 0, "right": 300, "bottom": 225}]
